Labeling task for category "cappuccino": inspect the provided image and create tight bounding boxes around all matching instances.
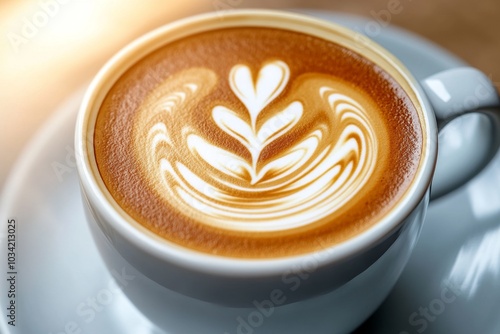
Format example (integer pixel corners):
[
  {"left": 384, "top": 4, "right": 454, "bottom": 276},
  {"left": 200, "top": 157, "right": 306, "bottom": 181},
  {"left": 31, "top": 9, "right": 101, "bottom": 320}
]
[{"left": 94, "top": 26, "right": 423, "bottom": 258}]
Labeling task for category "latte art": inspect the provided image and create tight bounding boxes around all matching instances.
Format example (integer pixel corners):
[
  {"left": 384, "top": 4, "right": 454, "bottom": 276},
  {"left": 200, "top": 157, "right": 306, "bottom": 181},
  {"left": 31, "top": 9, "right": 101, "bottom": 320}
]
[
  {"left": 95, "top": 27, "right": 423, "bottom": 258},
  {"left": 135, "top": 60, "right": 378, "bottom": 232}
]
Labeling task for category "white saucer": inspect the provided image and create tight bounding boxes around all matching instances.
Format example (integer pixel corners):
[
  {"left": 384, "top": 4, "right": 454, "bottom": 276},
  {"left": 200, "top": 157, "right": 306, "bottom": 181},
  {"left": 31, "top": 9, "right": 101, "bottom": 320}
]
[{"left": 1, "top": 12, "right": 499, "bottom": 334}]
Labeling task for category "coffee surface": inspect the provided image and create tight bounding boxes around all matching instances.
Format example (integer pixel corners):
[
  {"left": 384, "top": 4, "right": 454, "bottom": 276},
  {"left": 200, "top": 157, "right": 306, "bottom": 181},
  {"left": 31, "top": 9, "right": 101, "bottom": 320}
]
[{"left": 94, "top": 27, "right": 423, "bottom": 258}]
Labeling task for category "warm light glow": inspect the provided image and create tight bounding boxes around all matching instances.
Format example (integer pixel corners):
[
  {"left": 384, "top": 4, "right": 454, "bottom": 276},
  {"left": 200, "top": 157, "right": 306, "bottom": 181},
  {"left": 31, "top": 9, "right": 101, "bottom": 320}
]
[{"left": 0, "top": 0, "right": 211, "bottom": 188}]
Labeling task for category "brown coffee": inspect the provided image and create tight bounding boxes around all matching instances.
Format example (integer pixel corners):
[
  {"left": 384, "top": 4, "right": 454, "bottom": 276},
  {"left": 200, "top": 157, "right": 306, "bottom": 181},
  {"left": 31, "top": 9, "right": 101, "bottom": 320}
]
[{"left": 94, "top": 26, "right": 423, "bottom": 258}]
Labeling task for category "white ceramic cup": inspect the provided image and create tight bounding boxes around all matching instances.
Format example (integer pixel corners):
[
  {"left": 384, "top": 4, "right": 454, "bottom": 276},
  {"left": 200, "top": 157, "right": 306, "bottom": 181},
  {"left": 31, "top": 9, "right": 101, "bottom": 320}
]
[{"left": 75, "top": 10, "right": 500, "bottom": 334}]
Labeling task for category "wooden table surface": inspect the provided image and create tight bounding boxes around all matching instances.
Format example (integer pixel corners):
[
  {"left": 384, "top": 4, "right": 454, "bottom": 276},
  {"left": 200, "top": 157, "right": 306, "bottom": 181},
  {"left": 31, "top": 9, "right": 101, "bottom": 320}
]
[{"left": 1, "top": 0, "right": 499, "bottom": 188}]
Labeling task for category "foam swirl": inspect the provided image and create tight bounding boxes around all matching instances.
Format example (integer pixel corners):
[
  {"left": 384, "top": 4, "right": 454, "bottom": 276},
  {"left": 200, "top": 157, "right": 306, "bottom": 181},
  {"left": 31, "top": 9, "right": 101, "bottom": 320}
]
[{"left": 134, "top": 61, "right": 378, "bottom": 232}]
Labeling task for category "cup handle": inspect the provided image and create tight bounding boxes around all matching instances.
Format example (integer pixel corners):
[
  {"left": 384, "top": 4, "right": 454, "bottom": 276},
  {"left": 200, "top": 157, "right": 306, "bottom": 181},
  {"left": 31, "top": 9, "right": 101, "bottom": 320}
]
[{"left": 421, "top": 67, "right": 500, "bottom": 199}]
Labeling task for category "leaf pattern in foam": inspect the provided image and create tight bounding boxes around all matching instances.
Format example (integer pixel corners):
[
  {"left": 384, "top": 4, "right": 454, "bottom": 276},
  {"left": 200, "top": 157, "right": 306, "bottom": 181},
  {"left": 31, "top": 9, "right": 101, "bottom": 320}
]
[
  {"left": 254, "top": 131, "right": 321, "bottom": 185},
  {"left": 213, "top": 102, "right": 303, "bottom": 165},
  {"left": 186, "top": 134, "right": 253, "bottom": 182},
  {"left": 132, "top": 60, "right": 381, "bottom": 232},
  {"left": 212, "top": 106, "right": 257, "bottom": 154},
  {"left": 256, "top": 101, "right": 303, "bottom": 147}
]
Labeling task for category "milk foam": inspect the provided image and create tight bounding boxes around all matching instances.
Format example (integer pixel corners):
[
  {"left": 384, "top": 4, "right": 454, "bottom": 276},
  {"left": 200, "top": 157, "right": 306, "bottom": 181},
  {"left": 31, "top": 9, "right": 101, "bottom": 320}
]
[{"left": 134, "top": 60, "right": 378, "bottom": 232}]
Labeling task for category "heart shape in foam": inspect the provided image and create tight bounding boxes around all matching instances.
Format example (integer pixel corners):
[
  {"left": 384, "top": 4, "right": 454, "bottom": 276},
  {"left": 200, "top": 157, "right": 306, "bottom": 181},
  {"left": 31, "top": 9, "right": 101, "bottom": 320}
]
[{"left": 229, "top": 60, "right": 290, "bottom": 129}]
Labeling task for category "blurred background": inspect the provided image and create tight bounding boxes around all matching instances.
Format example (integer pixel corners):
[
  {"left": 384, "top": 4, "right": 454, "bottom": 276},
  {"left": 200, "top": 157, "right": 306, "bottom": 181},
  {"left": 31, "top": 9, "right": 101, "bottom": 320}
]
[{"left": 1, "top": 0, "right": 499, "bottom": 189}]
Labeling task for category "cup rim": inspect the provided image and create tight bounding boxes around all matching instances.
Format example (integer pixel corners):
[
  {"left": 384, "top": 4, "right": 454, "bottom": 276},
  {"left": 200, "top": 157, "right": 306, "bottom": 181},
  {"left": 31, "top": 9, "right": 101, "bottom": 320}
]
[{"left": 75, "top": 9, "right": 437, "bottom": 276}]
